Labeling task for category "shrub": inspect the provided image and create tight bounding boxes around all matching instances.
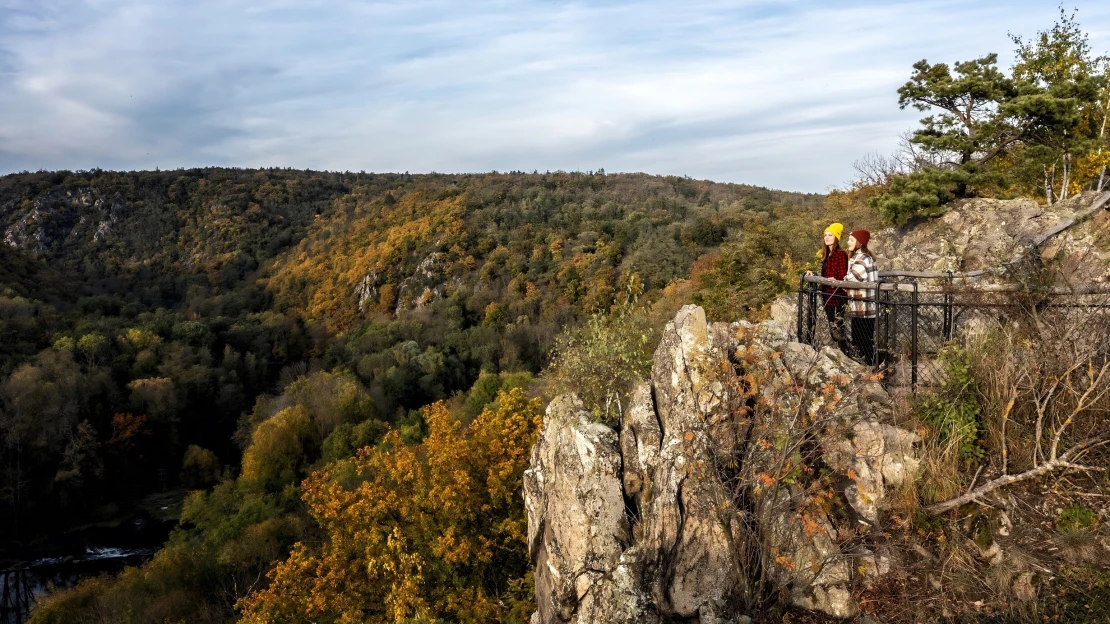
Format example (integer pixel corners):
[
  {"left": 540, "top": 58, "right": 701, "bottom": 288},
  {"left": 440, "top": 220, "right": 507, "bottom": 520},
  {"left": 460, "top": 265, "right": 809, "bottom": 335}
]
[
  {"left": 547, "top": 304, "right": 652, "bottom": 425},
  {"left": 915, "top": 345, "right": 984, "bottom": 462}
]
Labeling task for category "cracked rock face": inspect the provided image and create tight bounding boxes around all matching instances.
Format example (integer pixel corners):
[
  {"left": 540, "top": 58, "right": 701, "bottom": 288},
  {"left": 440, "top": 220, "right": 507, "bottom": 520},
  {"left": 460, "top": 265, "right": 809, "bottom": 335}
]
[
  {"left": 524, "top": 394, "right": 630, "bottom": 624},
  {"left": 640, "top": 306, "right": 749, "bottom": 618},
  {"left": 526, "top": 305, "right": 922, "bottom": 622},
  {"left": 871, "top": 192, "right": 1110, "bottom": 283}
]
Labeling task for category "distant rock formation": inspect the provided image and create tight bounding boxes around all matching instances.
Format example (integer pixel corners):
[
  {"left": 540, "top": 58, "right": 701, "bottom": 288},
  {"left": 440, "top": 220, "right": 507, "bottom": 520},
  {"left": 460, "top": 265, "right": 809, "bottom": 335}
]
[
  {"left": 525, "top": 305, "right": 919, "bottom": 622},
  {"left": 3, "top": 188, "right": 121, "bottom": 256},
  {"left": 351, "top": 253, "right": 450, "bottom": 315}
]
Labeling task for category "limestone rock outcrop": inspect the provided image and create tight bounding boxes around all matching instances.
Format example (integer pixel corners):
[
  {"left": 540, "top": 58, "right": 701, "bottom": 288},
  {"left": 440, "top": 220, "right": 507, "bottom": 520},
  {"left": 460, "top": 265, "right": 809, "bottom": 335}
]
[
  {"left": 524, "top": 394, "right": 630, "bottom": 624},
  {"left": 525, "top": 305, "right": 922, "bottom": 623},
  {"left": 3, "top": 188, "right": 123, "bottom": 256},
  {"left": 639, "top": 306, "right": 749, "bottom": 619},
  {"left": 871, "top": 191, "right": 1110, "bottom": 284}
]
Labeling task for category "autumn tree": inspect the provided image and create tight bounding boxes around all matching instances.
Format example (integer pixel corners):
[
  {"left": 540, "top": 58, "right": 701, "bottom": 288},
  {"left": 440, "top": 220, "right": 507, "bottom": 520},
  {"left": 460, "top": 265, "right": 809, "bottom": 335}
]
[
  {"left": 181, "top": 444, "right": 221, "bottom": 489},
  {"left": 240, "top": 405, "right": 316, "bottom": 491},
  {"left": 238, "top": 388, "right": 542, "bottom": 624}
]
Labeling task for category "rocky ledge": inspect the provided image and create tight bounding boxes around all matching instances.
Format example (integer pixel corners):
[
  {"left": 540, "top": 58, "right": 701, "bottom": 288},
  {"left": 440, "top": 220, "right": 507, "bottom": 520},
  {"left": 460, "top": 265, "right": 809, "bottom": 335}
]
[{"left": 524, "top": 305, "right": 920, "bottom": 623}]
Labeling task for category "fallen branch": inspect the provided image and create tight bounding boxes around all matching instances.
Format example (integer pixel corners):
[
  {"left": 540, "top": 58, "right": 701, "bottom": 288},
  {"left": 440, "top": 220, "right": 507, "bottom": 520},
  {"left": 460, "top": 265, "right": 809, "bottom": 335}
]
[
  {"left": 925, "top": 300, "right": 1110, "bottom": 516},
  {"left": 926, "top": 455, "right": 1103, "bottom": 515}
]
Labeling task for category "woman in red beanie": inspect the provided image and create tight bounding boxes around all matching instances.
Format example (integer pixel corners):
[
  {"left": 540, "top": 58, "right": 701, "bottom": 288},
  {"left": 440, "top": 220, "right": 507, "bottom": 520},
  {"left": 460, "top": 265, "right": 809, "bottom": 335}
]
[{"left": 844, "top": 230, "right": 878, "bottom": 366}]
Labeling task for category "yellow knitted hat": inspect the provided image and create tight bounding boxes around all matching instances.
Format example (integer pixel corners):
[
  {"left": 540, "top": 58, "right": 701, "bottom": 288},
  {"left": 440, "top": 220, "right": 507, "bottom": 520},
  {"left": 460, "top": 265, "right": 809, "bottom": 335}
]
[{"left": 824, "top": 222, "right": 844, "bottom": 240}]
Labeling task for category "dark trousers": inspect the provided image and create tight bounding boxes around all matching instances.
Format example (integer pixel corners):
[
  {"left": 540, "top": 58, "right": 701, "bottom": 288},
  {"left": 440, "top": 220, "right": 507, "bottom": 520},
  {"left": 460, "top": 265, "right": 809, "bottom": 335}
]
[
  {"left": 850, "top": 316, "right": 876, "bottom": 367},
  {"left": 824, "top": 305, "right": 849, "bottom": 354}
]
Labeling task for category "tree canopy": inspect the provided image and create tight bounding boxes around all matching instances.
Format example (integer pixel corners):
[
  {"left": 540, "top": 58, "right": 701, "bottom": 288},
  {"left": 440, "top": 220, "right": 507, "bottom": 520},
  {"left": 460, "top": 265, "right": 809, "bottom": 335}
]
[{"left": 867, "top": 8, "right": 1109, "bottom": 224}]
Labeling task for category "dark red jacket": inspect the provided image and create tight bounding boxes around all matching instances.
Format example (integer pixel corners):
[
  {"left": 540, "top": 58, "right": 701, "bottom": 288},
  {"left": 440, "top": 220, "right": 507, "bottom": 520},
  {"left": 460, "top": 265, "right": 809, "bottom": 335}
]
[{"left": 821, "top": 248, "right": 848, "bottom": 307}]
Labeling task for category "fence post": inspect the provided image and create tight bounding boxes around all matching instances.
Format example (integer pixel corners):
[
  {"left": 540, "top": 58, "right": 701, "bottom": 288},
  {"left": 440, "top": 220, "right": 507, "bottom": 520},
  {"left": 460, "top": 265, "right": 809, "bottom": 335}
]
[
  {"left": 943, "top": 270, "right": 953, "bottom": 340},
  {"left": 886, "top": 283, "right": 896, "bottom": 378},
  {"left": 873, "top": 275, "right": 882, "bottom": 374},
  {"left": 808, "top": 280, "right": 818, "bottom": 345},
  {"left": 911, "top": 282, "right": 919, "bottom": 389},
  {"left": 796, "top": 277, "right": 806, "bottom": 344}
]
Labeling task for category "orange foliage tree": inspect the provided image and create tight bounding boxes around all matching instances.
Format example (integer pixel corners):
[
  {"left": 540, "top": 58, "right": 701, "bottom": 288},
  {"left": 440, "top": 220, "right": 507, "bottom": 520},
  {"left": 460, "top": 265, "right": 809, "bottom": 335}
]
[{"left": 238, "top": 388, "right": 543, "bottom": 624}]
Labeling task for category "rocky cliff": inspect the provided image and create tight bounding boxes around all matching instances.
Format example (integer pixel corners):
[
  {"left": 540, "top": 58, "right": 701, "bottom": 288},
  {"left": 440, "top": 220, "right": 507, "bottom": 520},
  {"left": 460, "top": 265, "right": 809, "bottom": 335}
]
[
  {"left": 870, "top": 191, "right": 1110, "bottom": 284},
  {"left": 525, "top": 306, "right": 920, "bottom": 622}
]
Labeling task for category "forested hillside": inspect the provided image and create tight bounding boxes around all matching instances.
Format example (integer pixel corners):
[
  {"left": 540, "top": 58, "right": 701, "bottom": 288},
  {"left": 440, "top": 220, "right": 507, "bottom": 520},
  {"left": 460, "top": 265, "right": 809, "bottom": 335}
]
[
  {"left": 0, "top": 168, "right": 856, "bottom": 623},
  {"left": 4, "top": 8, "right": 1107, "bottom": 624}
]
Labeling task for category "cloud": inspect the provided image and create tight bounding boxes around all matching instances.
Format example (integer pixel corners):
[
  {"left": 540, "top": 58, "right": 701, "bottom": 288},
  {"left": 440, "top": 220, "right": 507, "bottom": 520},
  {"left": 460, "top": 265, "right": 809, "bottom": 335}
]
[{"left": 1, "top": 0, "right": 1109, "bottom": 191}]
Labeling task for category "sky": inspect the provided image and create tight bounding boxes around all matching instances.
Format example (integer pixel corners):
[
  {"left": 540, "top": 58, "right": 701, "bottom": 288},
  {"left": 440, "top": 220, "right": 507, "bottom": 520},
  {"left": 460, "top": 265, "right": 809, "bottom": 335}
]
[{"left": 1, "top": 1, "right": 1109, "bottom": 193}]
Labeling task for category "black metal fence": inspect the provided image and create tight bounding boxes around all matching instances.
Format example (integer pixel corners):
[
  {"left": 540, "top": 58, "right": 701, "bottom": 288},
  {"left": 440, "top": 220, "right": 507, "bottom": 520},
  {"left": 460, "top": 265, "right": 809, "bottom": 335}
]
[{"left": 797, "top": 273, "right": 1110, "bottom": 390}]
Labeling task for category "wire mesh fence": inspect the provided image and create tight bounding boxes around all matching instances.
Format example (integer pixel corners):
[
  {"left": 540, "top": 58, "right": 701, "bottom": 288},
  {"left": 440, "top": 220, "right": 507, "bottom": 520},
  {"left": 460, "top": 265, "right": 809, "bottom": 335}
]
[{"left": 797, "top": 274, "right": 1110, "bottom": 390}]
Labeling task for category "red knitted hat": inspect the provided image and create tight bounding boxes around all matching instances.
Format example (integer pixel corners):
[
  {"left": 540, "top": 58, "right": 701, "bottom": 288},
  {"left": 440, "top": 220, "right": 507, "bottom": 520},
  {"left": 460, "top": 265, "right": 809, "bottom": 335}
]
[{"left": 850, "top": 229, "right": 870, "bottom": 248}]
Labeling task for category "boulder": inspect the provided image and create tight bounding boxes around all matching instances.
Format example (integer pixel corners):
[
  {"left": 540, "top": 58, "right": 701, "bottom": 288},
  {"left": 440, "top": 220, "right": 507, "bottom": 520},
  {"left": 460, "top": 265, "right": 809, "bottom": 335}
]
[{"left": 825, "top": 422, "right": 921, "bottom": 524}]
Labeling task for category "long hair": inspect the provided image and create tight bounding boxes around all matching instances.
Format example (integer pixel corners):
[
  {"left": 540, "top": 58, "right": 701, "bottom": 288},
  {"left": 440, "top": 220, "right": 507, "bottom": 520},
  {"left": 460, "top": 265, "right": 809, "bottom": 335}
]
[
  {"left": 852, "top": 243, "right": 873, "bottom": 260},
  {"left": 822, "top": 236, "right": 841, "bottom": 261}
]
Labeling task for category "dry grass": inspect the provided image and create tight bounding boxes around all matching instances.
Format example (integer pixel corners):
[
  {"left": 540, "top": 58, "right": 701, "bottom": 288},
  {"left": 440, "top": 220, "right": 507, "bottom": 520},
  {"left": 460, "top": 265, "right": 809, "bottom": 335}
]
[
  {"left": 888, "top": 473, "right": 922, "bottom": 519},
  {"left": 919, "top": 440, "right": 966, "bottom": 505},
  {"left": 985, "top": 547, "right": 1037, "bottom": 597},
  {"left": 1055, "top": 529, "right": 1103, "bottom": 565},
  {"left": 939, "top": 536, "right": 989, "bottom": 599}
]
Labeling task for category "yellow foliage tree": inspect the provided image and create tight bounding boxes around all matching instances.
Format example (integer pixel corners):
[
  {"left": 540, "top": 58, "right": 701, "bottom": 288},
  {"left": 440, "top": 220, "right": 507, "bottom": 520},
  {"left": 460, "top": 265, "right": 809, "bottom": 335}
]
[
  {"left": 238, "top": 388, "right": 543, "bottom": 624},
  {"left": 241, "top": 405, "right": 315, "bottom": 489}
]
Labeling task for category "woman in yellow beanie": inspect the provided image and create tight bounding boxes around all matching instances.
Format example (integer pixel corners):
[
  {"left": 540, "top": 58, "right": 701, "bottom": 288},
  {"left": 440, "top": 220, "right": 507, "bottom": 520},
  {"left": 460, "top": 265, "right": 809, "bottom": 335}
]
[{"left": 808, "top": 223, "right": 849, "bottom": 352}]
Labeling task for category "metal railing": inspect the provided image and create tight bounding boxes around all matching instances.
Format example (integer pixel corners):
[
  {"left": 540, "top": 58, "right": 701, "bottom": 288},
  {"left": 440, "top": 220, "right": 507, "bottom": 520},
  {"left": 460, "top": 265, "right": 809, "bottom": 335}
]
[{"left": 797, "top": 272, "right": 1110, "bottom": 389}]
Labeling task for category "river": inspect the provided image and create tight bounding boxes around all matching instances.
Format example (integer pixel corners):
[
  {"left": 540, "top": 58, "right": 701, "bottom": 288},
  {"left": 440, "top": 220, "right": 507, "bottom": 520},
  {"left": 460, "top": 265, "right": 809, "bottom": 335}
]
[{"left": 2, "top": 506, "right": 177, "bottom": 623}]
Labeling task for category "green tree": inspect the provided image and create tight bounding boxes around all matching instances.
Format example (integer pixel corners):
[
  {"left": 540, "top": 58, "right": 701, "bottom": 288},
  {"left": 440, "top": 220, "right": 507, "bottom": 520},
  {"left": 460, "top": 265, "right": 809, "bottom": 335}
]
[
  {"left": 870, "top": 10, "right": 1109, "bottom": 223},
  {"left": 693, "top": 220, "right": 811, "bottom": 319},
  {"left": 897, "top": 54, "right": 1018, "bottom": 169},
  {"left": 1008, "top": 7, "right": 1109, "bottom": 200},
  {"left": 76, "top": 332, "right": 110, "bottom": 366}
]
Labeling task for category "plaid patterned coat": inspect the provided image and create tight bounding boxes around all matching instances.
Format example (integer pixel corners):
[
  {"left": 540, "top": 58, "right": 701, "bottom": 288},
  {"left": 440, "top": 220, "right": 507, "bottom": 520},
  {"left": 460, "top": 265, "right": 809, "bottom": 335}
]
[
  {"left": 845, "top": 250, "right": 878, "bottom": 317},
  {"left": 820, "top": 248, "right": 848, "bottom": 307}
]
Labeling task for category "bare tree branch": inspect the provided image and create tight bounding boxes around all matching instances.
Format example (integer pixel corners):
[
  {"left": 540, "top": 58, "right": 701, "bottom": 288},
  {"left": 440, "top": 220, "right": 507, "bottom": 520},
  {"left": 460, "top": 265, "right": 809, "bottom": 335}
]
[{"left": 926, "top": 451, "right": 1103, "bottom": 515}]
